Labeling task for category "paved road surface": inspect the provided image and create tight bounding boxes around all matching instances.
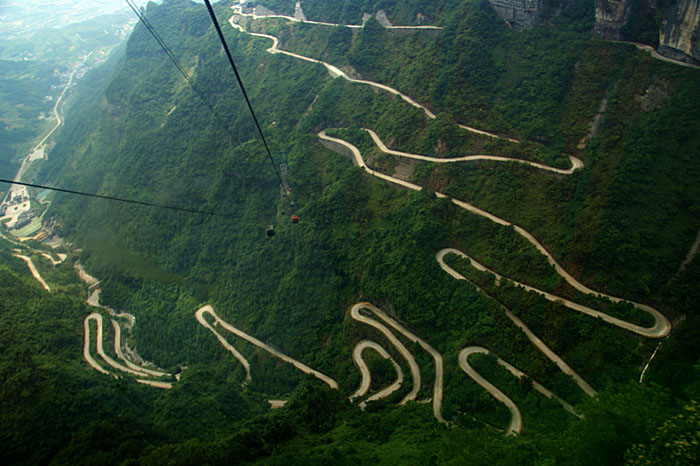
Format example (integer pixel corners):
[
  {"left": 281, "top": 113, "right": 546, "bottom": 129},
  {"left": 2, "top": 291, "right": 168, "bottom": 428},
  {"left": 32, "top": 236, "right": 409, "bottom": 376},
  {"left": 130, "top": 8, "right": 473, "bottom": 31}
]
[
  {"left": 437, "top": 248, "right": 670, "bottom": 338},
  {"left": 365, "top": 128, "right": 582, "bottom": 174},
  {"left": 13, "top": 254, "right": 50, "bottom": 292},
  {"left": 228, "top": 16, "right": 514, "bottom": 142},
  {"left": 196, "top": 305, "right": 338, "bottom": 389},
  {"left": 318, "top": 131, "right": 670, "bottom": 339},
  {"left": 350, "top": 339, "right": 404, "bottom": 407},
  {"left": 231, "top": 4, "right": 441, "bottom": 30},
  {"left": 459, "top": 346, "right": 578, "bottom": 435},
  {"left": 351, "top": 303, "right": 446, "bottom": 423}
]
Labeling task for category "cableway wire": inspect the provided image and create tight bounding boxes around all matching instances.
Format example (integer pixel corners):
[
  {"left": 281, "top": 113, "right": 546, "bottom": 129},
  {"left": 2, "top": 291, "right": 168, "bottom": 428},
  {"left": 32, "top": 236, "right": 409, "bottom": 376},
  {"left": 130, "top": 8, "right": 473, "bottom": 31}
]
[
  {"left": 126, "top": 0, "right": 290, "bottom": 205},
  {"left": 201, "top": 0, "right": 290, "bottom": 205},
  {"left": 1, "top": 3, "right": 291, "bottom": 220},
  {"left": 124, "top": 0, "right": 228, "bottom": 133},
  {"left": 0, "top": 179, "right": 225, "bottom": 216},
  {"left": 0, "top": 4, "right": 231, "bottom": 219}
]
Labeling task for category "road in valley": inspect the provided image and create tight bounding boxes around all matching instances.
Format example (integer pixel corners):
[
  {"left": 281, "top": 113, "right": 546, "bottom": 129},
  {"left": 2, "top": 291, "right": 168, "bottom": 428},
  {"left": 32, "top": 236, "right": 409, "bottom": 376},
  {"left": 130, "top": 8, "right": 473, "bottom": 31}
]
[{"left": 1, "top": 53, "right": 91, "bottom": 209}]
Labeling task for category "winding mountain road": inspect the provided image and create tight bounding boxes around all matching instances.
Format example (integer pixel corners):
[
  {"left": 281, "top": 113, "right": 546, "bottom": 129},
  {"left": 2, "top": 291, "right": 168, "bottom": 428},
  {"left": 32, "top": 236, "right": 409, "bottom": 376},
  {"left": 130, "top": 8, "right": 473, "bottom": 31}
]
[
  {"left": 63, "top": 4, "right": 686, "bottom": 423},
  {"left": 195, "top": 305, "right": 252, "bottom": 383},
  {"left": 82, "top": 312, "right": 173, "bottom": 387},
  {"left": 437, "top": 248, "right": 670, "bottom": 338},
  {"left": 227, "top": 15, "right": 515, "bottom": 143},
  {"left": 437, "top": 249, "right": 597, "bottom": 397},
  {"left": 319, "top": 127, "right": 675, "bottom": 429},
  {"left": 40, "top": 251, "right": 67, "bottom": 266},
  {"left": 231, "top": 4, "right": 442, "bottom": 30},
  {"left": 83, "top": 313, "right": 155, "bottom": 378},
  {"left": 79, "top": 263, "right": 173, "bottom": 387},
  {"left": 196, "top": 305, "right": 338, "bottom": 389},
  {"left": 459, "top": 346, "right": 578, "bottom": 435},
  {"left": 111, "top": 319, "right": 169, "bottom": 378},
  {"left": 351, "top": 303, "right": 446, "bottom": 423},
  {"left": 318, "top": 132, "right": 670, "bottom": 341},
  {"left": 12, "top": 253, "right": 50, "bottom": 292},
  {"left": 350, "top": 303, "right": 422, "bottom": 405},
  {"left": 350, "top": 339, "right": 404, "bottom": 406},
  {"left": 365, "top": 128, "right": 582, "bottom": 174}
]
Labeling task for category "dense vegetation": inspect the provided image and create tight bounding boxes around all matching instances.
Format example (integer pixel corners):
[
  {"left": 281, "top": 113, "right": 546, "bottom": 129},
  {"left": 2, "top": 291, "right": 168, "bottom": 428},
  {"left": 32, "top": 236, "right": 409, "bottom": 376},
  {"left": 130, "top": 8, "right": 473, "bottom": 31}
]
[{"left": 2, "top": 0, "right": 699, "bottom": 463}]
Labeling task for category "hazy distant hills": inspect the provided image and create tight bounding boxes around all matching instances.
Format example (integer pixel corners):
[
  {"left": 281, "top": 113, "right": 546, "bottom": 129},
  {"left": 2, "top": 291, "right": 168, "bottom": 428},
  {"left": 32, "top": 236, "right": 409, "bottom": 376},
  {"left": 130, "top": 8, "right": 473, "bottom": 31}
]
[{"left": 0, "top": 0, "right": 151, "bottom": 38}]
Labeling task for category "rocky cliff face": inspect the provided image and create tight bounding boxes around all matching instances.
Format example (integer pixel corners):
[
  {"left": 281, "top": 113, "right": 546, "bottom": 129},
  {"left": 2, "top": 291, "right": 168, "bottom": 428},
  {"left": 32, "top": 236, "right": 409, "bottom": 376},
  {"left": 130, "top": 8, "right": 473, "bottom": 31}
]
[
  {"left": 488, "top": 0, "right": 543, "bottom": 29},
  {"left": 592, "top": 0, "right": 633, "bottom": 40},
  {"left": 591, "top": 0, "right": 700, "bottom": 64},
  {"left": 659, "top": 0, "right": 700, "bottom": 64}
]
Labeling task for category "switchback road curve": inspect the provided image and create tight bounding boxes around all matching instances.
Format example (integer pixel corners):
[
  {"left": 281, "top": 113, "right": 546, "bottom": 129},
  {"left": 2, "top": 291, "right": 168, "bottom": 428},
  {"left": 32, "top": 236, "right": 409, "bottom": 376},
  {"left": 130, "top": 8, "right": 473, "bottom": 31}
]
[
  {"left": 351, "top": 303, "right": 446, "bottom": 423},
  {"left": 364, "top": 128, "right": 582, "bottom": 174},
  {"left": 459, "top": 346, "right": 578, "bottom": 435},
  {"left": 82, "top": 312, "right": 173, "bottom": 388},
  {"left": 196, "top": 305, "right": 338, "bottom": 389},
  {"left": 350, "top": 340, "right": 404, "bottom": 407},
  {"left": 227, "top": 15, "right": 517, "bottom": 143},
  {"left": 318, "top": 132, "right": 671, "bottom": 340},
  {"left": 79, "top": 263, "right": 174, "bottom": 388},
  {"left": 437, "top": 248, "right": 670, "bottom": 338}
]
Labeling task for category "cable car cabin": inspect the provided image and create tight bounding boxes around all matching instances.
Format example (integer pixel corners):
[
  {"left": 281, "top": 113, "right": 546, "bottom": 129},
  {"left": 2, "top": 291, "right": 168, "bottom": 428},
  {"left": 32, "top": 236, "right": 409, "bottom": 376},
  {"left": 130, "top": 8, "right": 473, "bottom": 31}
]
[
  {"left": 291, "top": 215, "right": 299, "bottom": 224},
  {"left": 266, "top": 225, "right": 276, "bottom": 237}
]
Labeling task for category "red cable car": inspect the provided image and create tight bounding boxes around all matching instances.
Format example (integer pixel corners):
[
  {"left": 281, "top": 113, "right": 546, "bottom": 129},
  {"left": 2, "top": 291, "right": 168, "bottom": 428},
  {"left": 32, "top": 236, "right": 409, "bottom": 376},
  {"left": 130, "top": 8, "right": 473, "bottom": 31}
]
[{"left": 291, "top": 215, "right": 299, "bottom": 224}]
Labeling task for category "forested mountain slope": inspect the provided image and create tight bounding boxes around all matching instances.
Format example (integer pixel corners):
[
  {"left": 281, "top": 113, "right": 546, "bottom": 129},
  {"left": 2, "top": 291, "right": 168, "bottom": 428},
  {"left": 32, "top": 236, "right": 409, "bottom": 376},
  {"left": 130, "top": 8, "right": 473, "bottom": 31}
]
[{"left": 3, "top": 0, "right": 700, "bottom": 464}]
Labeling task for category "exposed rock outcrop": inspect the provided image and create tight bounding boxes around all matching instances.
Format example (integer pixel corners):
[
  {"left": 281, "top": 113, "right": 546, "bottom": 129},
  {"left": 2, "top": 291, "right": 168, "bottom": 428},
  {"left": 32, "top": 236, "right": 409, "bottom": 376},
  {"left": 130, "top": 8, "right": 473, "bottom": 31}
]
[
  {"left": 487, "top": 0, "right": 579, "bottom": 30},
  {"left": 659, "top": 0, "right": 700, "bottom": 64},
  {"left": 293, "top": 1, "right": 306, "bottom": 21},
  {"left": 489, "top": 0, "right": 543, "bottom": 29},
  {"left": 593, "top": 0, "right": 633, "bottom": 40},
  {"left": 375, "top": 10, "right": 394, "bottom": 28},
  {"left": 591, "top": 0, "right": 700, "bottom": 65}
]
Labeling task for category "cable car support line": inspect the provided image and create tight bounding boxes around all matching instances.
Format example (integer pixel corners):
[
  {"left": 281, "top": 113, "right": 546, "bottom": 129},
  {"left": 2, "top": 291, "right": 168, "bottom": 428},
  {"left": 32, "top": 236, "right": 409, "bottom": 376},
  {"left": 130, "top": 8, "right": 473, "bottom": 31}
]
[{"left": 203, "top": 0, "right": 290, "bottom": 205}]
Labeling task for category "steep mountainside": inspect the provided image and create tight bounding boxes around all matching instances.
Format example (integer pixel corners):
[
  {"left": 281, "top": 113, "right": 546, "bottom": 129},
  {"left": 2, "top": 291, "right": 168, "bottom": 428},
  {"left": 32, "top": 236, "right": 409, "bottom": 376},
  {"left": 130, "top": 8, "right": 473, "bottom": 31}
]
[{"left": 3, "top": 0, "right": 700, "bottom": 464}]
